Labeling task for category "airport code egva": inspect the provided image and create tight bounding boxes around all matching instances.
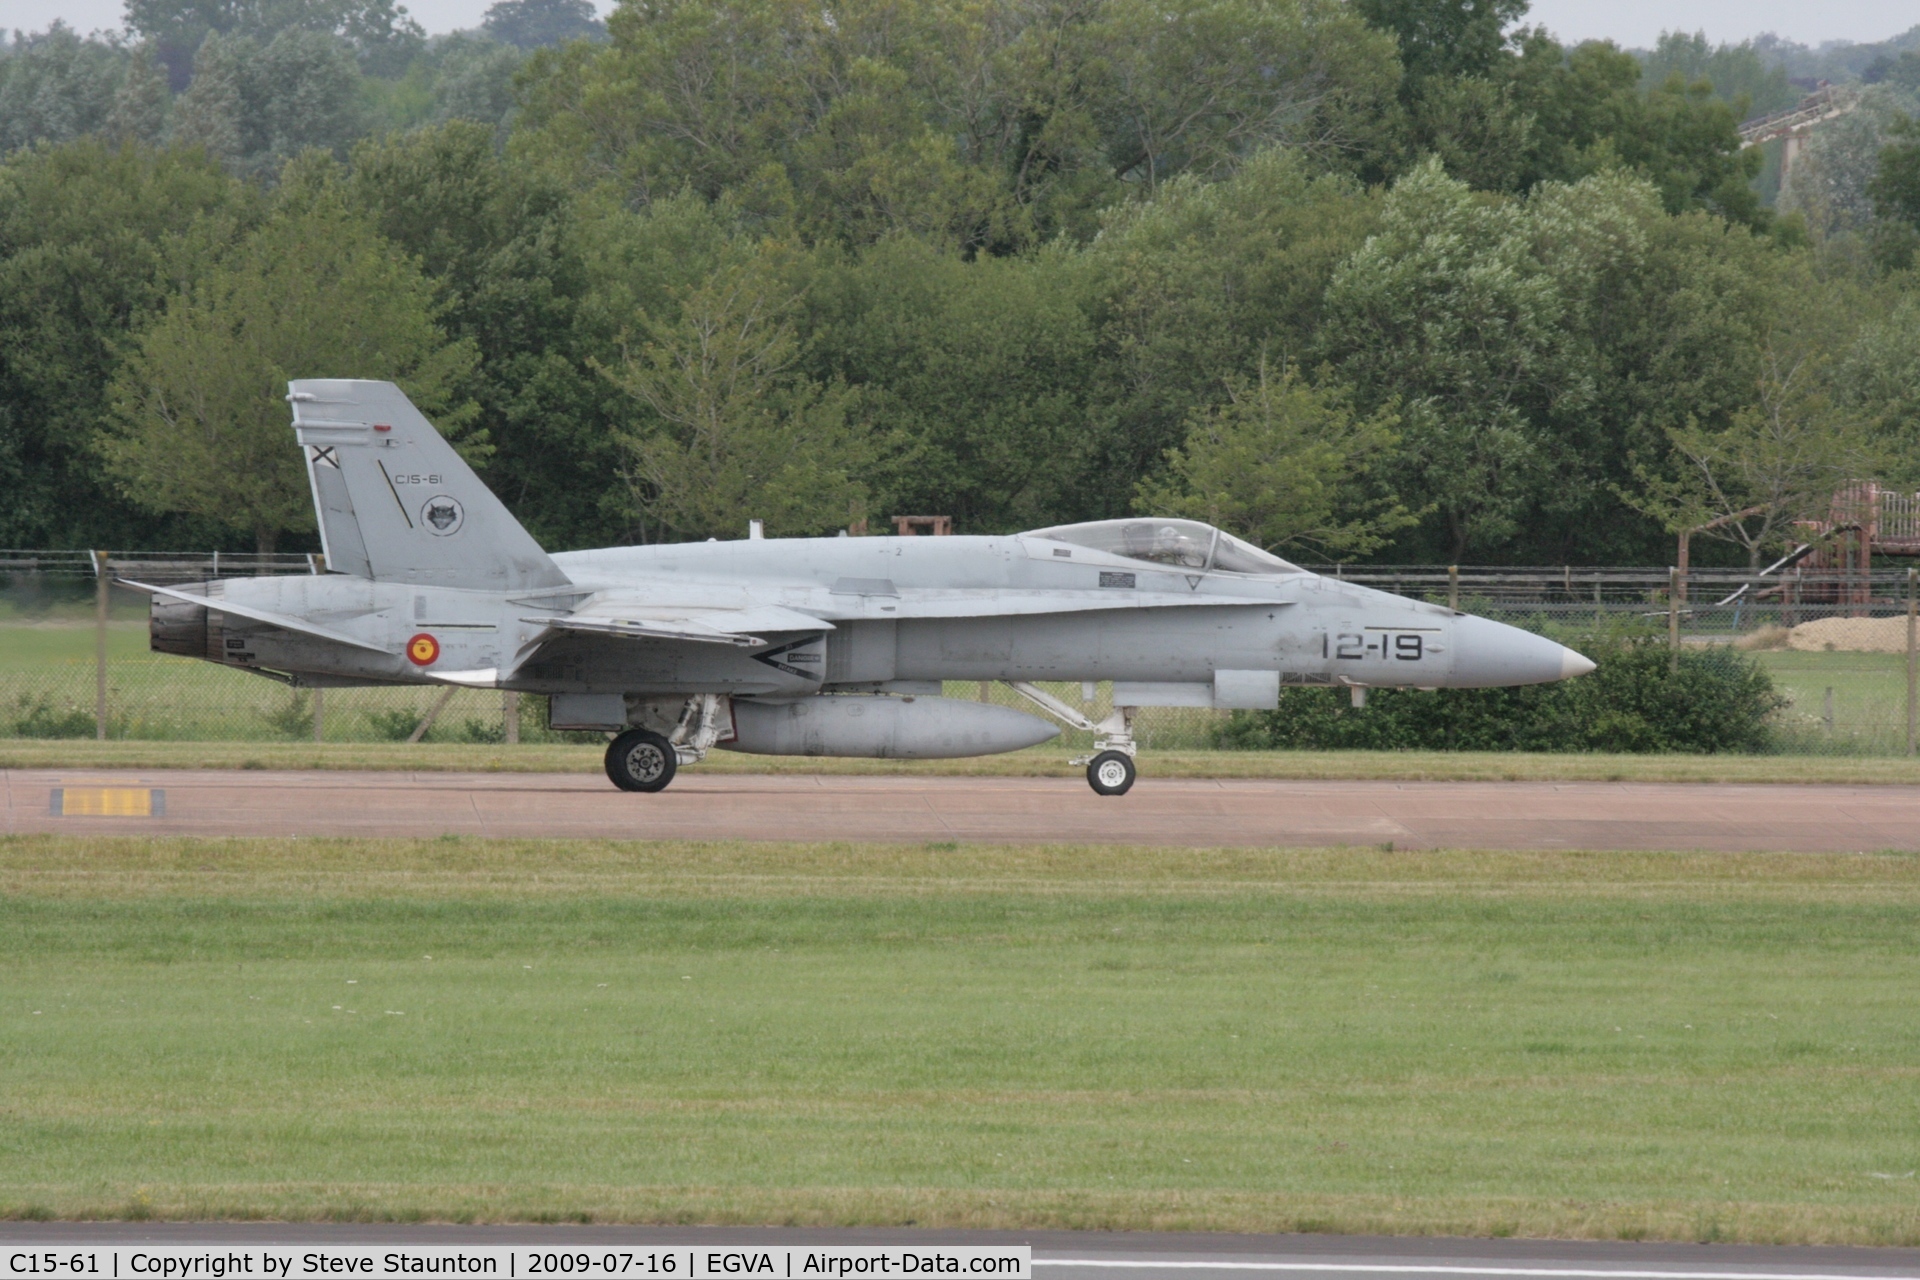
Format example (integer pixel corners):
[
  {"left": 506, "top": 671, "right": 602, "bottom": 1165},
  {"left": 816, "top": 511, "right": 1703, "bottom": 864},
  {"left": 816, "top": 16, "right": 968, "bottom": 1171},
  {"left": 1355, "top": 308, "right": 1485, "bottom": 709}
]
[{"left": 3, "top": 1252, "right": 1030, "bottom": 1280}]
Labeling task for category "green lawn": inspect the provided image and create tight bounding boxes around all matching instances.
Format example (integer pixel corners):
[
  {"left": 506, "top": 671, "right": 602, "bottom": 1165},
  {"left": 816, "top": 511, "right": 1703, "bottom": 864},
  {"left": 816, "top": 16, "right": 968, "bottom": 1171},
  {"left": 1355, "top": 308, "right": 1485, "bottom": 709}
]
[
  {"left": 0, "top": 620, "right": 525, "bottom": 744},
  {"left": 2, "top": 836, "right": 1917, "bottom": 1241},
  {"left": 1755, "top": 650, "right": 1915, "bottom": 754}
]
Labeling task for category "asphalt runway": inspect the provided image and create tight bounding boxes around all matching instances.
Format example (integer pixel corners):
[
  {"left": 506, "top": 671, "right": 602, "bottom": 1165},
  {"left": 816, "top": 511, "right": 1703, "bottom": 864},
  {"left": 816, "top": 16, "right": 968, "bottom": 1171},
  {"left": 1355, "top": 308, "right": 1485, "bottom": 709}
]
[
  {"left": 5, "top": 767, "right": 1920, "bottom": 849},
  {"left": 1, "top": 1225, "right": 1916, "bottom": 1280}
]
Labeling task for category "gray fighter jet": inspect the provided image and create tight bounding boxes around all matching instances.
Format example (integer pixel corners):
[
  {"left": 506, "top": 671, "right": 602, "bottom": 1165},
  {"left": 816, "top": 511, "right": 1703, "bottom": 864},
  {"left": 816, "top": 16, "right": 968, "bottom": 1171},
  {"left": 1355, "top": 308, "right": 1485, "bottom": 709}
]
[{"left": 134, "top": 380, "right": 1595, "bottom": 795}]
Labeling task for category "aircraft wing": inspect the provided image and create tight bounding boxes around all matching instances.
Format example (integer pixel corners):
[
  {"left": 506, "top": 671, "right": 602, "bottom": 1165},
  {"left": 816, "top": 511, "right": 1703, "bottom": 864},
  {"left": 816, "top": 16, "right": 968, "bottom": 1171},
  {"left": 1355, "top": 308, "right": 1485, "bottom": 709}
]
[
  {"left": 520, "top": 600, "right": 834, "bottom": 649},
  {"left": 118, "top": 580, "right": 394, "bottom": 654}
]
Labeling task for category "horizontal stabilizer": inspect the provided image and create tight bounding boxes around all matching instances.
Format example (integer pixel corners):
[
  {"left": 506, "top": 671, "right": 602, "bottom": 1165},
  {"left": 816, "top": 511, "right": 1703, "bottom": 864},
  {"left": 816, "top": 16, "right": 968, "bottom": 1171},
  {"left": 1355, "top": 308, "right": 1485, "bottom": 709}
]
[{"left": 118, "top": 580, "right": 392, "bottom": 654}]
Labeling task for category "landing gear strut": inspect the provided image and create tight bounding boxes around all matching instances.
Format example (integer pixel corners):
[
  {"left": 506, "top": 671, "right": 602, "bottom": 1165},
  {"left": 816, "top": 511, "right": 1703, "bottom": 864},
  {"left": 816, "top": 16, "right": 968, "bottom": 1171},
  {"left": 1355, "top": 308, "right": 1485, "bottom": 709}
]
[{"left": 1005, "top": 682, "right": 1139, "bottom": 797}]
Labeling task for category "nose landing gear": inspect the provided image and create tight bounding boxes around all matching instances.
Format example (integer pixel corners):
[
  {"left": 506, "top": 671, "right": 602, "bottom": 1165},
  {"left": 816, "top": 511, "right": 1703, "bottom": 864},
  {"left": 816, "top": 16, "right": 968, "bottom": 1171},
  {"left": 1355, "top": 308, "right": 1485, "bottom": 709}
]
[
  {"left": 1004, "top": 681, "right": 1140, "bottom": 796},
  {"left": 1086, "top": 749, "right": 1136, "bottom": 795}
]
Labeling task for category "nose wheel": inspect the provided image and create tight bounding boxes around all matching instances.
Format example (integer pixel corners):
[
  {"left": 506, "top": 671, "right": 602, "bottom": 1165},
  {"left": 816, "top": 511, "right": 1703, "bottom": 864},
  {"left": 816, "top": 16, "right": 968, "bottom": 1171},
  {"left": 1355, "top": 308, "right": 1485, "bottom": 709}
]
[
  {"left": 1086, "top": 750, "right": 1136, "bottom": 796},
  {"left": 606, "top": 728, "right": 677, "bottom": 792},
  {"left": 1002, "top": 681, "right": 1142, "bottom": 797}
]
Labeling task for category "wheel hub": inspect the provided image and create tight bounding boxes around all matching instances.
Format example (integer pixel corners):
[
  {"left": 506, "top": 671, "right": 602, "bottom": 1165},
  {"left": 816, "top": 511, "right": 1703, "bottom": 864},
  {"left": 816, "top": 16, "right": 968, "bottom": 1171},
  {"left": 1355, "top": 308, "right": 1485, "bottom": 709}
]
[{"left": 626, "top": 743, "right": 667, "bottom": 782}]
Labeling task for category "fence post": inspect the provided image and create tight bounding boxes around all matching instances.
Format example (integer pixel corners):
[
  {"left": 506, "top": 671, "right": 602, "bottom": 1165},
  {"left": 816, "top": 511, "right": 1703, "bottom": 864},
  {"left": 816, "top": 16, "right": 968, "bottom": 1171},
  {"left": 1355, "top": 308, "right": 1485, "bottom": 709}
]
[
  {"left": 92, "top": 550, "right": 109, "bottom": 740},
  {"left": 1907, "top": 567, "right": 1916, "bottom": 759},
  {"left": 503, "top": 690, "right": 520, "bottom": 744},
  {"left": 1668, "top": 566, "right": 1680, "bottom": 674},
  {"left": 408, "top": 687, "right": 457, "bottom": 744},
  {"left": 1447, "top": 565, "right": 1459, "bottom": 612},
  {"left": 313, "top": 688, "right": 324, "bottom": 743}
]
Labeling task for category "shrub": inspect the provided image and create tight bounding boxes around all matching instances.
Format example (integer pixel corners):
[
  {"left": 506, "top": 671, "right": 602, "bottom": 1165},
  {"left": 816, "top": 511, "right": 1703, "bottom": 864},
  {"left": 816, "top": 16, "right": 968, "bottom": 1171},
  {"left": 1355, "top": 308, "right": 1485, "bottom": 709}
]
[
  {"left": 9, "top": 694, "right": 97, "bottom": 738},
  {"left": 456, "top": 716, "right": 506, "bottom": 743},
  {"left": 367, "top": 707, "right": 427, "bottom": 741},
  {"left": 257, "top": 690, "right": 314, "bottom": 739},
  {"left": 1217, "top": 639, "right": 1784, "bottom": 753}
]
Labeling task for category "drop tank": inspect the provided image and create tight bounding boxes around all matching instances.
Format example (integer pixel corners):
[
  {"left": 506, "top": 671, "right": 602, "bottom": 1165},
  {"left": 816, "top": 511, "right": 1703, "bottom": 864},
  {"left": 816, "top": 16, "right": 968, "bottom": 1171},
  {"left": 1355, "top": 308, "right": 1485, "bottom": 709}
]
[{"left": 724, "top": 694, "right": 1058, "bottom": 759}]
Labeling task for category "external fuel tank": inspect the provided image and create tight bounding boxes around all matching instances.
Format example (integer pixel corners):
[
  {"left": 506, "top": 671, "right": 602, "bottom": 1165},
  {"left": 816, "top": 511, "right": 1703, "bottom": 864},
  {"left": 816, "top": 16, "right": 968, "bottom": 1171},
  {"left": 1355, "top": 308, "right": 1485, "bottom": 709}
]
[{"left": 724, "top": 694, "right": 1058, "bottom": 759}]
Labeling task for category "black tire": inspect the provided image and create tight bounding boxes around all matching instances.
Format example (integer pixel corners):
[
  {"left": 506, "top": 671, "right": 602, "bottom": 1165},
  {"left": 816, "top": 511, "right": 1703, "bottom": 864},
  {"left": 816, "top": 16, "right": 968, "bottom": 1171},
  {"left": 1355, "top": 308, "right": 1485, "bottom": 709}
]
[
  {"left": 606, "top": 728, "right": 677, "bottom": 792},
  {"left": 1086, "top": 750, "right": 1136, "bottom": 796}
]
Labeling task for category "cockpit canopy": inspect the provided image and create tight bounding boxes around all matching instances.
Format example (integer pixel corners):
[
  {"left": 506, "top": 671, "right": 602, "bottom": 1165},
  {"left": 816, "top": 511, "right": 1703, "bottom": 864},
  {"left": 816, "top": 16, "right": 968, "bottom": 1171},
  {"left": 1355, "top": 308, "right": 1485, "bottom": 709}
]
[{"left": 1022, "top": 518, "right": 1302, "bottom": 576}]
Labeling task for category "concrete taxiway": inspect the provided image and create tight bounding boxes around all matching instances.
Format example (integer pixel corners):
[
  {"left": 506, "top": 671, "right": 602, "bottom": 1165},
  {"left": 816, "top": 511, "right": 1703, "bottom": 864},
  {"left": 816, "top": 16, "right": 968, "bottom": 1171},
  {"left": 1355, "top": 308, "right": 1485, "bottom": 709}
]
[
  {"left": 1, "top": 1225, "right": 1916, "bottom": 1280},
  {"left": 5, "top": 768, "right": 1919, "bottom": 849}
]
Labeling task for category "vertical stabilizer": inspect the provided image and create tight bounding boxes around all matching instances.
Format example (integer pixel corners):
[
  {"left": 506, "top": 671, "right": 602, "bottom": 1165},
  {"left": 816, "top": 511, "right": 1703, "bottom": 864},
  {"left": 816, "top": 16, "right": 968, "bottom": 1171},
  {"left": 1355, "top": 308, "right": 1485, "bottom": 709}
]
[{"left": 290, "top": 379, "right": 569, "bottom": 591}]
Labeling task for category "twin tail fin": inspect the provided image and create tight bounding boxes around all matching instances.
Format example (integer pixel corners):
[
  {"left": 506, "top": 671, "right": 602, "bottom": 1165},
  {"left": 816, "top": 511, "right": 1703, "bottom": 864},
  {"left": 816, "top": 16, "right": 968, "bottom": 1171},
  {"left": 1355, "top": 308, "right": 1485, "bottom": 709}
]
[{"left": 290, "top": 379, "right": 568, "bottom": 592}]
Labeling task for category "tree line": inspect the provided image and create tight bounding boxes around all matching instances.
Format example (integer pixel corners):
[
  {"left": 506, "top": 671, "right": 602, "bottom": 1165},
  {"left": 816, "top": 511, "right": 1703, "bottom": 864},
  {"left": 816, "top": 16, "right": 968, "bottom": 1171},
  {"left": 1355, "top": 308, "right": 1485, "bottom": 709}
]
[{"left": 4, "top": 0, "right": 1920, "bottom": 566}]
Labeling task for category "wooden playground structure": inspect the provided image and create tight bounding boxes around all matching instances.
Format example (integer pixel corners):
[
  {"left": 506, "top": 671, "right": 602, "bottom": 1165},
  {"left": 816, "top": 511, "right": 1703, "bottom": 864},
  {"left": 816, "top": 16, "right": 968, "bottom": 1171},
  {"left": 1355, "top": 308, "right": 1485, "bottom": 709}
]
[
  {"left": 1670, "top": 484, "right": 1920, "bottom": 621},
  {"left": 1784, "top": 483, "right": 1920, "bottom": 617}
]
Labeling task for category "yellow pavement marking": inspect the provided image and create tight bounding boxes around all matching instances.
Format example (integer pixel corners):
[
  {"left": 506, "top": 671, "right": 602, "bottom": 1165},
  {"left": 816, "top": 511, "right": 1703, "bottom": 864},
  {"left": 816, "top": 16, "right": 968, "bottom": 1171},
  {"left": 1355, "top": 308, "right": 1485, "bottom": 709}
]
[{"left": 51, "top": 787, "right": 164, "bottom": 817}]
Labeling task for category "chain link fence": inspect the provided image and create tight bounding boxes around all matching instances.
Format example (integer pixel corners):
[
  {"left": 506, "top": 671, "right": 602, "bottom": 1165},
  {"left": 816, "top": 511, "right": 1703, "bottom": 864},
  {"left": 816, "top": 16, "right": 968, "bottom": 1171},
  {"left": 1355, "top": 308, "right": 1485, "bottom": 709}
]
[
  {"left": 1332, "top": 564, "right": 1920, "bottom": 756},
  {"left": 3, "top": 553, "right": 1915, "bottom": 753},
  {"left": 0, "top": 553, "right": 551, "bottom": 746}
]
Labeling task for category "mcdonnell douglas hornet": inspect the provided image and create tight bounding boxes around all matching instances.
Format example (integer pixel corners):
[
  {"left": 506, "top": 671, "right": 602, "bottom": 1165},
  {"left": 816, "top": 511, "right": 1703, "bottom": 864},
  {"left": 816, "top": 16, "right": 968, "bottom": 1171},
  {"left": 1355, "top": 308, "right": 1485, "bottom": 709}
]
[{"left": 135, "top": 380, "right": 1595, "bottom": 795}]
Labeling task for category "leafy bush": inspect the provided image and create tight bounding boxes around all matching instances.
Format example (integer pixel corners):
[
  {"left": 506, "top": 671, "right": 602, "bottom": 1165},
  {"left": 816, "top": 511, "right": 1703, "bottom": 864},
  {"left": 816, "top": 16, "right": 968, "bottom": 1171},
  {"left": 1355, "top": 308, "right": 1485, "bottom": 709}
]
[
  {"left": 1217, "top": 640, "right": 1785, "bottom": 753},
  {"left": 257, "top": 689, "right": 314, "bottom": 739},
  {"left": 367, "top": 707, "right": 426, "bottom": 741},
  {"left": 455, "top": 716, "right": 505, "bottom": 743},
  {"left": 9, "top": 694, "right": 97, "bottom": 738}
]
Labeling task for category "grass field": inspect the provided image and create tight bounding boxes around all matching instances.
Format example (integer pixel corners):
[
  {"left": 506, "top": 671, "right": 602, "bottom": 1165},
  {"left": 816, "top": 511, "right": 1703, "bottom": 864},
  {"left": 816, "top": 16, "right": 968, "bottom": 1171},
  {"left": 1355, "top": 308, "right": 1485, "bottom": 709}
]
[
  {"left": 2, "top": 835, "right": 1917, "bottom": 1241},
  {"left": 0, "top": 619, "right": 539, "bottom": 745},
  {"left": 1755, "top": 651, "right": 1915, "bottom": 754}
]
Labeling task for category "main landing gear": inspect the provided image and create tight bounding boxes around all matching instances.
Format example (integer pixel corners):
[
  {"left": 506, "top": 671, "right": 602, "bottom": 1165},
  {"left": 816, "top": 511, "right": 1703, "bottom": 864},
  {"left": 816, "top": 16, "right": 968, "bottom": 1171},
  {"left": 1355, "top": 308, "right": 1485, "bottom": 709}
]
[
  {"left": 604, "top": 694, "right": 728, "bottom": 793},
  {"left": 606, "top": 728, "right": 675, "bottom": 792},
  {"left": 1005, "top": 682, "right": 1139, "bottom": 797}
]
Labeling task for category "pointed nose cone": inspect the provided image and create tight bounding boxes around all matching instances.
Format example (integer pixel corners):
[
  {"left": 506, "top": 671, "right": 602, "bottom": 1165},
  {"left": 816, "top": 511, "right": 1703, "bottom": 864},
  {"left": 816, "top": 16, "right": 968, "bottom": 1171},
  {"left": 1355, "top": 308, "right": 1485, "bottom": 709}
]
[{"left": 1450, "top": 616, "right": 1596, "bottom": 688}]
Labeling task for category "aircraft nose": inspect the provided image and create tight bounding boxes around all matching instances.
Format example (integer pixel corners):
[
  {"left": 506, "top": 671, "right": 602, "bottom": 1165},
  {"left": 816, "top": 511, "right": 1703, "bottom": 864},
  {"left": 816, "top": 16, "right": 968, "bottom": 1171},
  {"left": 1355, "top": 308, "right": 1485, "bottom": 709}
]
[{"left": 1450, "top": 615, "right": 1596, "bottom": 687}]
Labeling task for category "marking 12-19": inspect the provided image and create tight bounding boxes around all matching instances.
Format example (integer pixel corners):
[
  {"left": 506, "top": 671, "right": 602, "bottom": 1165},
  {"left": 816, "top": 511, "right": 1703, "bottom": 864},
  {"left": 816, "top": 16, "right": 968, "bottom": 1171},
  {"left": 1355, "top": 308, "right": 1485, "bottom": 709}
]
[{"left": 1325, "top": 631, "right": 1432, "bottom": 661}]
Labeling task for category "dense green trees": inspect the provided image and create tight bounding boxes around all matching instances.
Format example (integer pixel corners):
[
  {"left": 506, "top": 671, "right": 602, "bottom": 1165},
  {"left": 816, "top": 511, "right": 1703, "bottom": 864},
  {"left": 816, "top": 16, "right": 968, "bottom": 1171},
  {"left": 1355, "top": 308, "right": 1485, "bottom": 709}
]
[
  {"left": 482, "top": 0, "right": 604, "bottom": 50},
  {"left": 1639, "top": 31, "right": 1796, "bottom": 117},
  {"left": 608, "top": 245, "right": 871, "bottom": 539},
  {"left": 99, "top": 170, "right": 477, "bottom": 553},
  {"left": 0, "top": 140, "right": 259, "bottom": 546},
  {"left": 1136, "top": 362, "right": 1412, "bottom": 557},
  {"left": 4, "top": 0, "right": 1920, "bottom": 566}
]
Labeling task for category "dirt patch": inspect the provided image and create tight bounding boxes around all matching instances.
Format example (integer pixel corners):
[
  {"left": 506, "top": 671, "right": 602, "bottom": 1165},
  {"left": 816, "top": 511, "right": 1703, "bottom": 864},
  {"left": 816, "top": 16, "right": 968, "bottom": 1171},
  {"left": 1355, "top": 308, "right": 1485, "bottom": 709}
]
[{"left": 1788, "top": 616, "right": 1918, "bottom": 654}]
